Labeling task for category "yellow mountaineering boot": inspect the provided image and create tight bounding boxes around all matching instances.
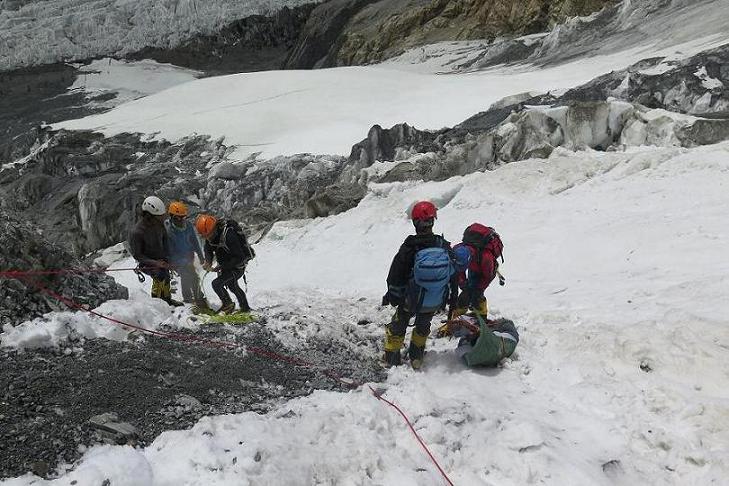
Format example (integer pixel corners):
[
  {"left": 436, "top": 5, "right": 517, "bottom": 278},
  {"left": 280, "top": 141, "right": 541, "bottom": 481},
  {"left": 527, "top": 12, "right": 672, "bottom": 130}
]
[
  {"left": 472, "top": 297, "right": 489, "bottom": 317},
  {"left": 383, "top": 327, "right": 405, "bottom": 367},
  {"left": 160, "top": 280, "right": 183, "bottom": 307},
  {"left": 151, "top": 278, "right": 165, "bottom": 299},
  {"left": 408, "top": 330, "right": 429, "bottom": 370}
]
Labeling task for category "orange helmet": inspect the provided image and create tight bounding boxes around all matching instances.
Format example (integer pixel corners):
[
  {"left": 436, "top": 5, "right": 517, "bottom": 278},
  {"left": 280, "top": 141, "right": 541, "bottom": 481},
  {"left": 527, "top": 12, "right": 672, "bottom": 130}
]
[
  {"left": 168, "top": 201, "right": 188, "bottom": 217},
  {"left": 195, "top": 214, "right": 217, "bottom": 238}
]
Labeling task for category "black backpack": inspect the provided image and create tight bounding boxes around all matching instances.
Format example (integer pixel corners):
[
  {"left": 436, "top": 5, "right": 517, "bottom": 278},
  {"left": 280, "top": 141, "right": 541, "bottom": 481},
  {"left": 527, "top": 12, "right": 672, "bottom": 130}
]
[{"left": 223, "top": 219, "right": 256, "bottom": 262}]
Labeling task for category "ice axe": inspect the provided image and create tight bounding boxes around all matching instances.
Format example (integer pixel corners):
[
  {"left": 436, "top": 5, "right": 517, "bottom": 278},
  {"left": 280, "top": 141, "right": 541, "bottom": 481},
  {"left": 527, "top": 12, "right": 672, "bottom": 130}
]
[{"left": 496, "top": 269, "right": 506, "bottom": 286}]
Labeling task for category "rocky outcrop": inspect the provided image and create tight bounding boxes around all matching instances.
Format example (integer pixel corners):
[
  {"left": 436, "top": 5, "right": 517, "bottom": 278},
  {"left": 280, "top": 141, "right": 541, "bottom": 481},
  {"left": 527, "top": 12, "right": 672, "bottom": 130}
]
[
  {"left": 344, "top": 124, "right": 441, "bottom": 179},
  {"left": 0, "top": 131, "right": 221, "bottom": 254},
  {"left": 0, "top": 130, "right": 353, "bottom": 253},
  {"left": 345, "top": 43, "right": 729, "bottom": 181},
  {"left": 354, "top": 100, "right": 729, "bottom": 185},
  {"left": 561, "top": 45, "right": 729, "bottom": 117},
  {"left": 284, "top": 0, "right": 379, "bottom": 69},
  {"left": 0, "top": 208, "right": 128, "bottom": 327},
  {"left": 0, "top": 64, "right": 109, "bottom": 165},
  {"left": 127, "top": 4, "right": 317, "bottom": 75},
  {"left": 202, "top": 153, "right": 353, "bottom": 225},
  {"left": 285, "top": 0, "right": 615, "bottom": 68},
  {"left": 363, "top": 1, "right": 729, "bottom": 74}
]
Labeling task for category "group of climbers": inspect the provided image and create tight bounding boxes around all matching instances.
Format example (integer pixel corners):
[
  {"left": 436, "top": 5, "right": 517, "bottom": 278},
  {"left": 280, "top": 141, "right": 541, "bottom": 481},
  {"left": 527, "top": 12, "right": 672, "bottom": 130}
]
[
  {"left": 128, "top": 196, "right": 254, "bottom": 314},
  {"left": 382, "top": 200, "right": 517, "bottom": 369},
  {"left": 129, "top": 194, "right": 514, "bottom": 368}
]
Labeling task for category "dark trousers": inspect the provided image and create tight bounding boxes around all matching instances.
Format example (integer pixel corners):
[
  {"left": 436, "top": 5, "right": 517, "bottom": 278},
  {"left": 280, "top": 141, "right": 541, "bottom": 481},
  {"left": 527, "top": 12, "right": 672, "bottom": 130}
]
[
  {"left": 388, "top": 306, "right": 434, "bottom": 339},
  {"left": 144, "top": 268, "right": 170, "bottom": 282},
  {"left": 175, "top": 262, "right": 204, "bottom": 302},
  {"left": 211, "top": 268, "right": 249, "bottom": 310}
]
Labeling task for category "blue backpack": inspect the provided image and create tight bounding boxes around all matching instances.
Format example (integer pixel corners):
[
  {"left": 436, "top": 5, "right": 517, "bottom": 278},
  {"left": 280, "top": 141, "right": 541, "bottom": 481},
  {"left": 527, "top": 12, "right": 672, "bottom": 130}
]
[{"left": 407, "top": 242, "right": 455, "bottom": 313}]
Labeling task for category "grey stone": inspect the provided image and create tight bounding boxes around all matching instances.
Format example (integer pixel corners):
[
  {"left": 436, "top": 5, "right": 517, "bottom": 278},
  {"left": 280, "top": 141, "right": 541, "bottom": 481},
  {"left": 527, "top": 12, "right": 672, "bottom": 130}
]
[
  {"left": 88, "top": 413, "right": 138, "bottom": 444},
  {"left": 176, "top": 394, "right": 203, "bottom": 410}
]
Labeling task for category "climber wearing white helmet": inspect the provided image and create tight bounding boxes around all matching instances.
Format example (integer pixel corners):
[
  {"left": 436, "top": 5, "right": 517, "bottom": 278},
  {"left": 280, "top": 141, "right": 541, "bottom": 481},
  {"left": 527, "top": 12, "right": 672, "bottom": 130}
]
[{"left": 128, "top": 195, "right": 182, "bottom": 306}]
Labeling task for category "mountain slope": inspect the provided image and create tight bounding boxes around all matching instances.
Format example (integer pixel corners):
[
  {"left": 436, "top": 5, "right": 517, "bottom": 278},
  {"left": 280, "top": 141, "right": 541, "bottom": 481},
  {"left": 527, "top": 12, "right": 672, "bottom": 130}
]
[
  {"left": 284, "top": 0, "right": 615, "bottom": 68},
  {"left": 3, "top": 141, "right": 728, "bottom": 485},
  {"left": 53, "top": 31, "right": 729, "bottom": 160}
]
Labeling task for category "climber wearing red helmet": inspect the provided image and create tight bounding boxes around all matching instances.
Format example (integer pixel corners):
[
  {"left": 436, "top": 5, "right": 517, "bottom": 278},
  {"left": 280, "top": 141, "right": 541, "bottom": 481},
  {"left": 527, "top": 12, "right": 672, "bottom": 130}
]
[
  {"left": 381, "top": 201, "right": 458, "bottom": 368},
  {"left": 410, "top": 200, "right": 438, "bottom": 222}
]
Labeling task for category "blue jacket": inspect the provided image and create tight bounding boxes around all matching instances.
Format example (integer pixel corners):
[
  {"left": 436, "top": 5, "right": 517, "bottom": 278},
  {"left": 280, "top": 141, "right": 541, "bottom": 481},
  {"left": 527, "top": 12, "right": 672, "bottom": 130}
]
[{"left": 165, "top": 220, "right": 203, "bottom": 265}]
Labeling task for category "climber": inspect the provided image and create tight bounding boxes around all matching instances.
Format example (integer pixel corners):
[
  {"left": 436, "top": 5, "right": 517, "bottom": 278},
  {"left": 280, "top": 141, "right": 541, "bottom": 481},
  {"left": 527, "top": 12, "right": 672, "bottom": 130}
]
[
  {"left": 452, "top": 223, "right": 504, "bottom": 318},
  {"left": 195, "top": 213, "right": 255, "bottom": 314},
  {"left": 165, "top": 201, "right": 209, "bottom": 311},
  {"left": 128, "top": 195, "right": 182, "bottom": 306},
  {"left": 381, "top": 201, "right": 458, "bottom": 369}
]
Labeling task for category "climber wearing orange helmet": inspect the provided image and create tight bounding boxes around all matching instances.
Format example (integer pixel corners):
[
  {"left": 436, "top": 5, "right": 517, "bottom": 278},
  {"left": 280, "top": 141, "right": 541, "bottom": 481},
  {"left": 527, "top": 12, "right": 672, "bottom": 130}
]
[
  {"left": 165, "top": 201, "right": 208, "bottom": 310},
  {"left": 195, "top": 213, "right": 254, "bottom": 314},
  {"left": 381, "top": 201, "right": 458, "bottom": 368}
]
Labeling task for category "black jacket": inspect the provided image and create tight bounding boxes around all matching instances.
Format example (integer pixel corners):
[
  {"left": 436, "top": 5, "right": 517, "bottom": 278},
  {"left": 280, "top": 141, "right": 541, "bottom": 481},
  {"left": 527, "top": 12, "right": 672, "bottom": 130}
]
[
  {"left": 204, "top": 220, "right": 248, "bottom": 271},
  {"left": 129, "top": 216, "right": 169, "bottom": 267},
  {"left": 387, "top": 233, "right": 459, "bottom": 306}
]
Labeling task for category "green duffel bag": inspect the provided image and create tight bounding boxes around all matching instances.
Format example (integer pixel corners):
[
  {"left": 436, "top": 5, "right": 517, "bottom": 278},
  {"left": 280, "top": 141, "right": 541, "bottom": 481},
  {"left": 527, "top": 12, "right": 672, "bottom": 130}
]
[{"left": 458, "top": 316, "right": 519, "bottom": 367}]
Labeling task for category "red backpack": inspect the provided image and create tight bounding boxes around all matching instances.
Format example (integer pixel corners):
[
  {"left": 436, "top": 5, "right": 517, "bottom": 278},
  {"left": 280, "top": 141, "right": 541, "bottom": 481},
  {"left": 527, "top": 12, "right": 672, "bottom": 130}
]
[{"left": 462, "top": 223, "right": 505, "bottom": 285}]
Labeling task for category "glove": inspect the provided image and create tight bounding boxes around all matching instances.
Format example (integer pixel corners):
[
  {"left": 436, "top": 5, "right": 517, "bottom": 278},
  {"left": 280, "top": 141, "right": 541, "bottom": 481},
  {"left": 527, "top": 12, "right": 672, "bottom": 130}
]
[{"left": 382, "top": 288, "right": 403, "bottom": 307}]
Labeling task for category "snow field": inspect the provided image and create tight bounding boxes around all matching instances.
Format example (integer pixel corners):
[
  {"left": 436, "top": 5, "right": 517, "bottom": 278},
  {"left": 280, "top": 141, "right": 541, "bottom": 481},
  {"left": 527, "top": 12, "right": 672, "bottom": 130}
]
[
  {"left": 52, "top": 33, "right": 729, "bottom": 160},
  {"left": 4, "top": 141, "right": 729, "bottom": 484},
  {"left": 69, "top": 58, "right": 202, "bottom": 107}
]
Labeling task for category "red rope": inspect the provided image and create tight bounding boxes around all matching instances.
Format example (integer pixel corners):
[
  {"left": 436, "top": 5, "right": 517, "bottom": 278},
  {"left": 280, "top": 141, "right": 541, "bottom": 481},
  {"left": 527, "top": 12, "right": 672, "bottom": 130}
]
[
  {"left": 14, "top": 274, "right": 357, "bottom": 387},
  {"left": 8, "top": 270, "right": 453, "bottom": 484},
  {"left": 0, "top": 267, "right": 156, "bottom": 278},
  {"left": 16, "top": 275, "right": 237, "bottom": 348},
  {"left": 368, "top": 385, "right": 455, "bottom": 486}
]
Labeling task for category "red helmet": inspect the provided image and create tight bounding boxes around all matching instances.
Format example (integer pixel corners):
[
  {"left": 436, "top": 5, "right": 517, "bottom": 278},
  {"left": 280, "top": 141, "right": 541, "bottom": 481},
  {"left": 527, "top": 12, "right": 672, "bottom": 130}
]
[{"left": 411, "top": 201, "right": 437, "bottom": 222}]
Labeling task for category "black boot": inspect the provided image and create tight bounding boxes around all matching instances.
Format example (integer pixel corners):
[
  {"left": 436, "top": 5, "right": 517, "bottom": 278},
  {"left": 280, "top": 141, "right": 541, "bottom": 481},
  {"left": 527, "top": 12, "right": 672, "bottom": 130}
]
[
  {"left": 218, "top": 301, "right": 235, "bottom": 314},
  {"left": 408, "top": 342, "right": 426, "bottom": 370},
  {"left": 237, "top": 297, "right": 251, "bottom": 313},
  {"left": 383, "top": 350, "right": 402, "bottom": 367}
]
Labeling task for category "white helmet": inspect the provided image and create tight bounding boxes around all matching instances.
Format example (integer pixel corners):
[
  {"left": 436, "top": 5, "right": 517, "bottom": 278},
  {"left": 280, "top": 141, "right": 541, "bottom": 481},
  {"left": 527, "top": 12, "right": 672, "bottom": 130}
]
[{"left": 141, "top": 196, "right": 166, "bottom": 216}]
